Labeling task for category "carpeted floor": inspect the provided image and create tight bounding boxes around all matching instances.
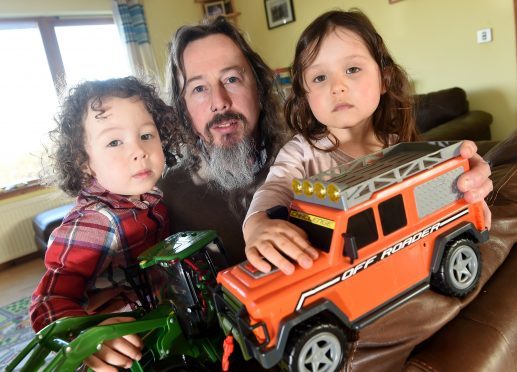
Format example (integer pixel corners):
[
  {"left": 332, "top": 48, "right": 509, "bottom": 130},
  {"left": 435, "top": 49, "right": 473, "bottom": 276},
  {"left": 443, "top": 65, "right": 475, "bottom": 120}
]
[{"left": 0, "top": 296, "right": 34, "bottom": 370}]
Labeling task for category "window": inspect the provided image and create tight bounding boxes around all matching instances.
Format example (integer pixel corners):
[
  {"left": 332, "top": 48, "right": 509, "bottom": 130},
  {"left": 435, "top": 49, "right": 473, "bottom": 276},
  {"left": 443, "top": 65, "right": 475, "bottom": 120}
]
[
  {"left": 379, "top": 194, "right": 407, "bottom": 236},
  {"left": 0, "top": 17, "right": 131, "bottom": 192},
  {"left": 346, "top": 208, "right": 378, "bottom": 249}
]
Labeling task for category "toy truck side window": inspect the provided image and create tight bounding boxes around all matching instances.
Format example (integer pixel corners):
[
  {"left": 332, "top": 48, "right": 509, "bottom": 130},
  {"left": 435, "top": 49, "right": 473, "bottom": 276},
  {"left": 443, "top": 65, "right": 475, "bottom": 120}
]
[
  {"left": 345, "top": 208, "right": 378, "bottom": 249},
  {"left": 378, "top": 194, "right": 407, "bottom": 236}
]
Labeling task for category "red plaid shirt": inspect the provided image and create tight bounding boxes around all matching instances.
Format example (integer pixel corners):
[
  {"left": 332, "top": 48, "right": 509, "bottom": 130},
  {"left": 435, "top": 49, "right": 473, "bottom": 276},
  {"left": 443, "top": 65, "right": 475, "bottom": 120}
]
[{"left": 30, "top": 180, "right": 169, "bottom": 332}]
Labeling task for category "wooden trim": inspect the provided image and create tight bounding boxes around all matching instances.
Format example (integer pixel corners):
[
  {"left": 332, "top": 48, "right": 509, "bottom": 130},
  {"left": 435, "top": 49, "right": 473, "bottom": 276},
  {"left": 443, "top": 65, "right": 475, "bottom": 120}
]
[
  {"left": 0, "top": 252, "right": 41, "bottom": 271},
  {"left": 37, "top": 17, "right": 66, "bottom": 94},
  {"left": 0, "top": 183, "right": 46, "bottom": 201}
]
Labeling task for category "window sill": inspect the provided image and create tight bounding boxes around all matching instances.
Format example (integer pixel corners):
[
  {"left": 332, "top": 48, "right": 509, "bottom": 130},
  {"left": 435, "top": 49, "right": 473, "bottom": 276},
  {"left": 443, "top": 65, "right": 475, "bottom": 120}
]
[{"left": 0, "top": 181, "right": 45, "bottom": 201}]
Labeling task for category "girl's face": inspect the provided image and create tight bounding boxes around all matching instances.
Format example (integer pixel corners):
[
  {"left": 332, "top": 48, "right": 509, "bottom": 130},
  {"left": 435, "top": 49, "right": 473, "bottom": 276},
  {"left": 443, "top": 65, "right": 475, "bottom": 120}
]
[
  {"left": 303, "top": 27, "right": 384, "bottom": 136},
  {"left": 83, "top": 96, "right": 165, "bottom": 199}
]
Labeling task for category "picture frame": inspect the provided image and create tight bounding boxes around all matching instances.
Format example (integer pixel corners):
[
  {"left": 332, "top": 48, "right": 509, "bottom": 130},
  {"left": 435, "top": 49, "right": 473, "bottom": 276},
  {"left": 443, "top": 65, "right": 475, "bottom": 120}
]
[
  {"left": 264, "top": 0, "right": 295, "bottom": 29},
  {"left": 204, "top": 1, "right": 226, "bottom": 18}
]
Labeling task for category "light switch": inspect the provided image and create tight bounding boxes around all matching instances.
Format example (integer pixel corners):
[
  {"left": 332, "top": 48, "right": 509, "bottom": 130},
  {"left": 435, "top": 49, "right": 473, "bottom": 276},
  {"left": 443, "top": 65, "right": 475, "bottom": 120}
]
[{"left": 477, "top": 28, "right": 492, "bottom": 43}]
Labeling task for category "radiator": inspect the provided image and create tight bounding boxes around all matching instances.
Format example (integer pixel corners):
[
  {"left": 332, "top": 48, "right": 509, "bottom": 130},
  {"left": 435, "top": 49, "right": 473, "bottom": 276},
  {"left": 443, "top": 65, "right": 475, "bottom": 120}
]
[{"left": 0, "top": 189, "right": 72, "bottom": 264}]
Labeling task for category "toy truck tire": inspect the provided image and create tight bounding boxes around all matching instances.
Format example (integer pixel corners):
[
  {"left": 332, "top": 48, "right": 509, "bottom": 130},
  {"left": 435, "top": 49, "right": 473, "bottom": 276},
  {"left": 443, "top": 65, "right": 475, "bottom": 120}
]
[
  {"left": 431, "top": 238, "right": 481, "bottom": 297},
  {"left": 282, "top": 320, "right": 347, "bottom": 372}
]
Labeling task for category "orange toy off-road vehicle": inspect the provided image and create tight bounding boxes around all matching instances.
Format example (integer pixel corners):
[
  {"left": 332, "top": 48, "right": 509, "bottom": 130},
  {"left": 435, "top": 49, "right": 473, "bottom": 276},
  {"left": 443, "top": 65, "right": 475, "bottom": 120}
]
[{"left": 214, "top": 141, "right": 489, "bottom": 372}]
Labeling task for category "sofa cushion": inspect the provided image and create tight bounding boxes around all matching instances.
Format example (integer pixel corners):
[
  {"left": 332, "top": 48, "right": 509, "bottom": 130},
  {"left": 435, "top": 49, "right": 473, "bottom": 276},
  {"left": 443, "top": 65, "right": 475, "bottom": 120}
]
[
  {"left": 415, "top": 87, "right": 469, "bottom": 133},
  {"left": 405, "top": 244, "right": 517, "bottom": 372}
]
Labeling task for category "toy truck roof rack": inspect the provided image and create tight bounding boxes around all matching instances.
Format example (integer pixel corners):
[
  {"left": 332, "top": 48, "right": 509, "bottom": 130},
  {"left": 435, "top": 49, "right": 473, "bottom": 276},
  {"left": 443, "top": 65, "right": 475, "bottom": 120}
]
[{"left": 292, "top": 141, "right": 463, "bottom": 210}]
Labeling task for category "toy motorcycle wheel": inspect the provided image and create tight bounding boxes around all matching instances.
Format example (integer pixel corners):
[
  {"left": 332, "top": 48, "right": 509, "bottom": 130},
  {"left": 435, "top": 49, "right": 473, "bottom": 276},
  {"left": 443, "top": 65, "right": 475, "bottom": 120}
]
[
  {"left": 283, "top": 321, "right": 346, "bottom": 372},
  {"left": 431, "top": 238, "right": 481, "bottom": 297}
]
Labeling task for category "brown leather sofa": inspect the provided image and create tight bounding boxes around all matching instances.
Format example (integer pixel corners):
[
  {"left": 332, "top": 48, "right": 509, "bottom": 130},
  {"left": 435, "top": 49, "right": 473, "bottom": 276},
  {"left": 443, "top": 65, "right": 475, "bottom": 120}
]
[
  {"left": 344, "top": 132, "right": 517, "bottom": 371},
  {"left": 416, "top": 87, "right": 493, "bottom": 141}
]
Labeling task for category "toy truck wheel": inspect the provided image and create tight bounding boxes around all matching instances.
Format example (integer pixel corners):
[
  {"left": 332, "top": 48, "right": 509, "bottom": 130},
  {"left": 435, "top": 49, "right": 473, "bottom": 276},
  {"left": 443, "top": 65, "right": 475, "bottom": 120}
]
[
  {"left": 283, "top": 321, "right": 346, "bottom": 372},
  {"left": 431, "top": 238, "right": 481, "bottom": 297}
]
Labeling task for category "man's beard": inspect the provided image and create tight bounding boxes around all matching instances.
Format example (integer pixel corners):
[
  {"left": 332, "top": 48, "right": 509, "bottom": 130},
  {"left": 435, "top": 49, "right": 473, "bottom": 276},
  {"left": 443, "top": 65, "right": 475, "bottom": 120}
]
[
  {"left": 198, "top": 111, "right": 257, "bottom": 191},
  {"left": 204, "top": 135, "right": 256, "bottom": 191}
]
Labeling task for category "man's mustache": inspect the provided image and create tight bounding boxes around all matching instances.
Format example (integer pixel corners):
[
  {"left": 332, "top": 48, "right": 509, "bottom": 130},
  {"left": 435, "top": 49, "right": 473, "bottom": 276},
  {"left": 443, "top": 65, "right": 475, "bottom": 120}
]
[{"left": 206, "top": 111, "right": 247, "bottom": 130}]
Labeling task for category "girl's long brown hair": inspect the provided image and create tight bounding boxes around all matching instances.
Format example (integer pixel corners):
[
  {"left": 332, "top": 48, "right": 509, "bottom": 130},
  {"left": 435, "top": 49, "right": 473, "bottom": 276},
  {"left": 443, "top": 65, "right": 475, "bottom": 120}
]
[{"left": 285, "top": 9, "right": 418, "bottom": 151}]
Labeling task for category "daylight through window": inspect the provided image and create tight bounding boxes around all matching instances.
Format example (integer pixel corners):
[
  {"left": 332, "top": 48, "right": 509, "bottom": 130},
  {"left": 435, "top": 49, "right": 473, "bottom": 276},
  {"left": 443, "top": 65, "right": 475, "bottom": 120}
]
[{"left": 0, "top": 18, "right": 131, "bottom": 191}]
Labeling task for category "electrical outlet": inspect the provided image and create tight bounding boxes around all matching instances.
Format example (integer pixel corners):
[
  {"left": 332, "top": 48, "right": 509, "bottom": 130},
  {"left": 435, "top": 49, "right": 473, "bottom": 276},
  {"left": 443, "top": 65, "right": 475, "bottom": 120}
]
[{"left": 477, "top": 28, "right": 492, "bottom": 43}]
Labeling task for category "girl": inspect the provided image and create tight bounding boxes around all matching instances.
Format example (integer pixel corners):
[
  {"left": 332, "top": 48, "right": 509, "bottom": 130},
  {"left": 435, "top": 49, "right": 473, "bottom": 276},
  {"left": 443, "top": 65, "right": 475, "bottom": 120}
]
[{"left": 243, "top": 9, "right": 489, "bottom": 275}]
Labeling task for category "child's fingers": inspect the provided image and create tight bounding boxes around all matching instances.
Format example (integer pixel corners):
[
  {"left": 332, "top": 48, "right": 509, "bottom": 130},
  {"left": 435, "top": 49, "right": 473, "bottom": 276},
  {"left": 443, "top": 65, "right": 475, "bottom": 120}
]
[
  {"left": 256, "top": 240, "right": 296, "bottom": 275},
  {"left": 246, "top": 246, "right": 273, "bottom": 273},
  {"left": 285, "top": 224, "right": 319, "bottom": 260},
  {"left": 98, "top": 317, "right": 144, "bottom": 350},
  {"left": 93, "top": 337, "right": 142, "bottom": 369},
  {"left": 84, "top": 353, "right": 119, "bottom": 371},
  {"left": 121, "top": 332, "right": 144, "bottom": 349}
]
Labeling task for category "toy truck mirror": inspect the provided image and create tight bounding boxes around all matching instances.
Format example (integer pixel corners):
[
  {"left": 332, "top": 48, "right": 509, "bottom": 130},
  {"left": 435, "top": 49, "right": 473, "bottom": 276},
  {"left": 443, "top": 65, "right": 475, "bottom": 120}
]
[{"left": 343, "top": 233, "right": 358, "bottom": 264}]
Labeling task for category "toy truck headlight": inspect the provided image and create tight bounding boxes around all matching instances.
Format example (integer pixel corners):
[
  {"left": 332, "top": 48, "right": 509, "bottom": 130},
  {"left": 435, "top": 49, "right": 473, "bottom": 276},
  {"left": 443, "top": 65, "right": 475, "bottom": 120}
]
[
  {"left": 327, "top": 183, "right": 340, "bottom": 202},
  {"left": 303, "top": 180, "right": 314, "bottom": 196},
  {"left": 292, "top": 179, "right": 303, "bottom": 195},
  {"left": 314, "top": 182, "right": 326, "bottom": 199}
]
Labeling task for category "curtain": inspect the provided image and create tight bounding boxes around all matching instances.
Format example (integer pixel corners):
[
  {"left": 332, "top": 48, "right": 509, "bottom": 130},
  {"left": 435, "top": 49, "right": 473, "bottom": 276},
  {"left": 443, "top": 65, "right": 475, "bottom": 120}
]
[{"left": 112, "top": 0, "right": 159, "bottom": 79}]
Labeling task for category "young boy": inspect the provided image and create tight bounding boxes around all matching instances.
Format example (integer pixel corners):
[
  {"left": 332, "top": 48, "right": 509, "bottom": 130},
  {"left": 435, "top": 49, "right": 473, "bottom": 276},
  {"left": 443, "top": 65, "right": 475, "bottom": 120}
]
[{"left": 30, "top": 76, "right": 182, "bottom": 370}]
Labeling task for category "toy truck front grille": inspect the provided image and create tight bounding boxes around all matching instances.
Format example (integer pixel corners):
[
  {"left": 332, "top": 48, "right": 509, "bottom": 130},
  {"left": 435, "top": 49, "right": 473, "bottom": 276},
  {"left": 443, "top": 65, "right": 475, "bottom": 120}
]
[{"left": 213, "top": 286, "right": 270, "bottom": 358}]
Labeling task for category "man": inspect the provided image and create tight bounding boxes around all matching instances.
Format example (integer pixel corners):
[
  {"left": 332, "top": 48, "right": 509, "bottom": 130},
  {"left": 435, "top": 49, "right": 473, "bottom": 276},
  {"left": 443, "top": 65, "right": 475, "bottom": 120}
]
[
  {"left": 160, "top": 17, "right": 289, "bottom": 265},
  {"left": 160, "top": 16, "right": 492, "bottom": 267}
]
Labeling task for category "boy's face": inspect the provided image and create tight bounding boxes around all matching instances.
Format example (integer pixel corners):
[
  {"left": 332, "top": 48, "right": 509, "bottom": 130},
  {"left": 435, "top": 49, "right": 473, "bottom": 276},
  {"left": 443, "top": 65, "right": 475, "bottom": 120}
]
[{"left": 83, "top": 96, "right": 165, "bottom": 199}]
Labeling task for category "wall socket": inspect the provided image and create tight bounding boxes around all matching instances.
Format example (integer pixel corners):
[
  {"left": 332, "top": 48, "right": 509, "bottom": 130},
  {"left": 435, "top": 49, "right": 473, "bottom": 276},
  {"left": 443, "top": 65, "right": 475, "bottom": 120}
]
[{"left": 477, "top": 28, "right": 492, "bottom": 43}]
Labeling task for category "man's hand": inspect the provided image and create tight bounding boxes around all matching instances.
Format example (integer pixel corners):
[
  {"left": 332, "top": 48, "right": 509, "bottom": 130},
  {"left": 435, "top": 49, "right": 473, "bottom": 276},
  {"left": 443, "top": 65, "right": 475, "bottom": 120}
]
[
  {"left": 84, "top": 316, "right": 143, "bottom": 372},
  {"left": 244, "top": 212, "right": 319, "bottom": 275},
  {"left": 457, "top": 140, "right": 493, "bottom": 228}
]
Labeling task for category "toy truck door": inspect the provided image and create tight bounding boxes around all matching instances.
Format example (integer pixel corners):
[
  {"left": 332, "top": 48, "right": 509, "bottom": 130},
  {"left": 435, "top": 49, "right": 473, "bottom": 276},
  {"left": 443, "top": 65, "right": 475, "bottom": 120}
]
[{"left": 339, "top": 193, "right": 431, "bottom": 322}]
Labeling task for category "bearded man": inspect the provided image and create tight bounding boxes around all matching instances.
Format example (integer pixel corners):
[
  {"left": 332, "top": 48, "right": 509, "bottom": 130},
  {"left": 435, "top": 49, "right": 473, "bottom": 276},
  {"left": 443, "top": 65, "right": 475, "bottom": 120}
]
[{"left": 160, "top": 17, "right": 288, "bottom": 265}]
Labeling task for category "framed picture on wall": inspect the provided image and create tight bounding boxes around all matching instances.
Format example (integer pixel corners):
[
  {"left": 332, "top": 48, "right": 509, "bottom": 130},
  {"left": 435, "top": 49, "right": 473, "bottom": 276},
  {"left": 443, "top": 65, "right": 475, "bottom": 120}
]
[
  {"left": 204, "top": 1, "right": 226, "bottom": 18},
  {"left": 264, "top": 0, "right": 295, "bottom": 29}
]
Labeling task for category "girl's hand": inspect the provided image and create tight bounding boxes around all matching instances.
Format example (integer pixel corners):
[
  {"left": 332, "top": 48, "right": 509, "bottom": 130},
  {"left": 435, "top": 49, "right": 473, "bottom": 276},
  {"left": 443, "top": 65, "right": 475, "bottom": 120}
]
[
  {"left": 244, "top": 212, "right": 319, "bottom": 275},
  {"left": 84, "top": 316, "right": 144, "bottom": 371},
  {"left": 457, "top": 140, "right": 493, "bottom": 228}
]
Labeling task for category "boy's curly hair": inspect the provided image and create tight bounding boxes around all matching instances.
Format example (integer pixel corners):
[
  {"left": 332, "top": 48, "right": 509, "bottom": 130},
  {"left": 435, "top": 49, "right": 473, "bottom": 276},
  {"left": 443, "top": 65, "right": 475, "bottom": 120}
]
[{"left": 46, "top": 76, "right": 182, "bottom": 196}]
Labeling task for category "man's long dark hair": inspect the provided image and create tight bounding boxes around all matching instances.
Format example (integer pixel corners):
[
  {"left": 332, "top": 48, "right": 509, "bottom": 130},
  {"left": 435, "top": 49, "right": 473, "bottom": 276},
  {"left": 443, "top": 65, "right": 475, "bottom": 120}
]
[{"left": 167, "top": 16, "right": 288, "bottom": 172}]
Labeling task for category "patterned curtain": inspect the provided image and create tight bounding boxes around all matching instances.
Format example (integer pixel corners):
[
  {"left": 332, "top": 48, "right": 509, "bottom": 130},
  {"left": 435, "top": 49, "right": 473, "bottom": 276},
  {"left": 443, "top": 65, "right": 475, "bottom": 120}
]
[{"left": 112, "top": 0, "right": 159, "bottom": 79}]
